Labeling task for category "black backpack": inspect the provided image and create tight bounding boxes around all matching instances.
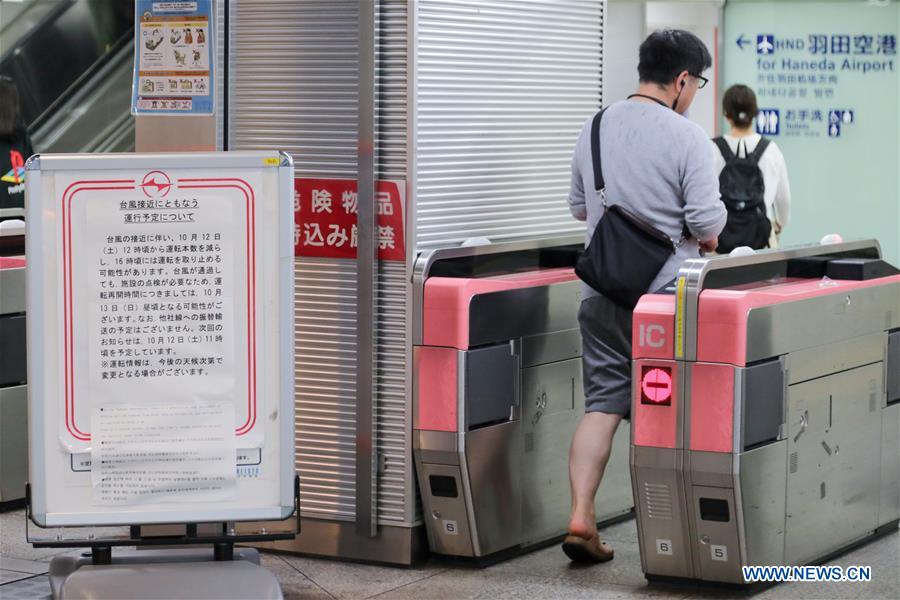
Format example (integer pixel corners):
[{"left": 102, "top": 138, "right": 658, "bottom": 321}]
[{"left": 713, "top": 136, "right": 772, "bottom": 253}]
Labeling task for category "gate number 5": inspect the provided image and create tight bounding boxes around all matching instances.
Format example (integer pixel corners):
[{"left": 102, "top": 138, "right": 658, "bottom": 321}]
[{"left": 711, "top": 544, "right": 728, "bottom": 561}]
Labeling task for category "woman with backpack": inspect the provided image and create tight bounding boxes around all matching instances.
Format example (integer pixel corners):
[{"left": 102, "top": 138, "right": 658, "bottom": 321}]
[{"left": 712, "top": 84, "right": 791, "bottom": 252}]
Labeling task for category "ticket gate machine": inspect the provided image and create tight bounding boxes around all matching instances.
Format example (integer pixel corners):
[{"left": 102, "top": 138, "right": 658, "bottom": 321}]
[
  {"left": 630, "top": 240, "right": 900, "bottom": 584},
  {"left": 0, "top": 222, "right": 27, "bottom": 509},
  {"left": 413, "top": 239, "right": 633, "bottom": 558}
]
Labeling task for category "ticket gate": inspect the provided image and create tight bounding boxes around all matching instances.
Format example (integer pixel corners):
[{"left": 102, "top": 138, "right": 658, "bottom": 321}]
[
  {"left": 413, "top": 240, "right": 633, "bottom": 559},
  {"left": 0, "top": 221, "right": 27, "bottom": 510},
  {"left": 630, "top": 240, "right": 900, "bottom": 585}
]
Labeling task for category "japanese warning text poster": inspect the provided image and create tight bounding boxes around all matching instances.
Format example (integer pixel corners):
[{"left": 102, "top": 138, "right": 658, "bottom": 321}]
[
  {"left": 294, "top": 178, "right": 407, "bottom": 261},
  {"left": 56, "top": 169, "right": 267, "bottom": 503},
  {"left": 132, "top": 0, "right": 215, "bottom": 115}
]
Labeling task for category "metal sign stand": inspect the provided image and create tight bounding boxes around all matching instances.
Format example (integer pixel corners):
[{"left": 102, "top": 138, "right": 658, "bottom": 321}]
[
  {"left": 24, "top": 151, "right": 298, "bottom": 600},
  {"left": 28, "top": 473, "right": 300, "bottom": 599}
]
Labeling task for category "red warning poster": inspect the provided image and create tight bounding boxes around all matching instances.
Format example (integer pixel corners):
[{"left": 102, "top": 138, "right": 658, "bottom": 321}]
[{"left": 294, "top": 178, "right": 406, "bottom": 262}]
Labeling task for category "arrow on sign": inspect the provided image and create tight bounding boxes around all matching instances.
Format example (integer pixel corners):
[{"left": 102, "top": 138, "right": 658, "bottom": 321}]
[{"left": 736, "top": 34, "right": 750, "bottom": 50}]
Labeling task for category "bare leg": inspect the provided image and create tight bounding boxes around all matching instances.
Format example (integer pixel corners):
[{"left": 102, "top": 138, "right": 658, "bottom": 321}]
[{"left": 567, "top": 411, "right": 622, "bottom": 539}]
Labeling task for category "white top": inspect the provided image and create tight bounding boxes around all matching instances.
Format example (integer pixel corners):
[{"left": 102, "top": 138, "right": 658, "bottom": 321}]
[{"left": 712, "top": 133, "right": 792, "bottom": 229}]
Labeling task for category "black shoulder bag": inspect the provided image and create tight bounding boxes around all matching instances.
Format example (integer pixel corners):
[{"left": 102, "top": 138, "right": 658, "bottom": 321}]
[{"left": 574, "top": 106, "right": 685, "bottom": 309}]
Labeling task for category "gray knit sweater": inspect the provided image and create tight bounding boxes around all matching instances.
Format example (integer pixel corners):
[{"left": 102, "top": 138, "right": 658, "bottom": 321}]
[{"left": 568, "top": 100, "right": 727, "bottom": 297}]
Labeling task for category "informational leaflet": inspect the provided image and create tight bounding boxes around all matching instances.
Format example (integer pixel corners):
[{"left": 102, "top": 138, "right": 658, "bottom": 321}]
[
  {"left": 132, "top": 0, "right": 214, "bottom": 115},
  {"left": 91, "top": 402, "right": 235, "bottom": 505},
  {"left": 58, "top": 169, "right": 263, "bottom": 457},
  {"left": 28, "top": 154, "right": 292, "bottom": 527},
  {"left": 84, "top": 195, "right": 239, "bottom": 413}
]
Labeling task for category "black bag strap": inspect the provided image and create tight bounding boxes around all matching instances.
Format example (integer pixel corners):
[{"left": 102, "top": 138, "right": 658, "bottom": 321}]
[
  {"left": 749, "top": 137, "right": 770, "bottom": 164},
  {"left": 590, "top": 107, "right": 609, "bottom": 194},
  {"left": 713, "top": 136, "right": 735, "bottom": 162}
]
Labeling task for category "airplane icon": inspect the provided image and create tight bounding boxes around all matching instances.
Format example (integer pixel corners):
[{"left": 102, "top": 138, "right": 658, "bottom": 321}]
[{"left": 757, "top": 34, "right": 775, "bottom": 55}]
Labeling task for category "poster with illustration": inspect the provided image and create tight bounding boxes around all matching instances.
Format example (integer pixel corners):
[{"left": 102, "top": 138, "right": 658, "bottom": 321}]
[{"left": 132, "top": 0, "right": 215, "bottom": 115}]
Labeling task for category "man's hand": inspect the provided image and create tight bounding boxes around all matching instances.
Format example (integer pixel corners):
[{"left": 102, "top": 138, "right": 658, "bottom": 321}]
[
  {"left": 774, "top": 221, "right": 782, "bottom": 235},
  {"left": 699, "top": 237, "right": 718, "bottom": 253}
]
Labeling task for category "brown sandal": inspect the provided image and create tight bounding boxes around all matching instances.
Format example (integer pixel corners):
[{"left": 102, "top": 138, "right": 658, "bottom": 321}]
[{"left": 562, "top": 533, "right": 614, "bottom": 564}]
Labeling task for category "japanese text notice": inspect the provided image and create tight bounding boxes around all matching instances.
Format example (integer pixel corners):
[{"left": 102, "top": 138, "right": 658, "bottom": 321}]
[
  {"left": 86, "top": 199, "right": 238, "bottom": 407},
  {"left": 59, "top": 171, "right": 261, "bottom": 454},
  {"left": 91, "top": 402, "right": 235, "bottom": 505}
]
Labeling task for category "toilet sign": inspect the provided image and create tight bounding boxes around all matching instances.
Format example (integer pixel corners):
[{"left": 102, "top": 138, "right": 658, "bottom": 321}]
[
  {"left": 756, "top": 108, "right": 780, "bottom": 135},
  {"left": 294, "top": 178, "right": 406, "bottom": 262}
]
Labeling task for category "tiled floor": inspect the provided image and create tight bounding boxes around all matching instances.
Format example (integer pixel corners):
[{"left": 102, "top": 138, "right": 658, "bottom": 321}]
[{"left": 1, "top": 509, "right": 897, "bottom": 599}]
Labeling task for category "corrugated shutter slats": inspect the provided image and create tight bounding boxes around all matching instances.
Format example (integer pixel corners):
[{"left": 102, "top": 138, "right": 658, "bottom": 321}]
[
  {"left": 230, "top": 0, "right": 411, "bottom": 524},
  {"left": 415, "top": 0, "right": 602, "bottom": 248}
]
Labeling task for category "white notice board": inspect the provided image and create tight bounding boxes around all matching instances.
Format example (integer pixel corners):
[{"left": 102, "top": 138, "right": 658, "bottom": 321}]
[{"left": 25, "top": 152, "right": 295, "bottom": 527}]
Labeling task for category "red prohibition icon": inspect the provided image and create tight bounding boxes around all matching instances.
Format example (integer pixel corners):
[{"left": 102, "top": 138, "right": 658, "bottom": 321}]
[{"left": 641, "top": 366, "right": 673, "bottom": 405}]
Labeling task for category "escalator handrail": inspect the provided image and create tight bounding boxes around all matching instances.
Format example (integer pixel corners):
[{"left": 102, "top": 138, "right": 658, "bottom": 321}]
[
  {"left": 30, "top": 39, "right": 135, "bottom": 153},
  {"left": 0, "top": 0, "right": 76, "bottom": 63},
  {"left": 28, "top": 26, "right": 135, "bottom": 133}
]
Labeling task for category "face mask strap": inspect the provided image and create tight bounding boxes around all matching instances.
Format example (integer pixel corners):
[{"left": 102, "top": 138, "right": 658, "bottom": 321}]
[{"left": 672, "top": 76, "right": 686, "bottom": 112}]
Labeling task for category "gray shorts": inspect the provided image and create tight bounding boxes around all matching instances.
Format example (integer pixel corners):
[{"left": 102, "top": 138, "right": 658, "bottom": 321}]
[{"left": 578, "top": 294, "right": 633, "bottom": 418}]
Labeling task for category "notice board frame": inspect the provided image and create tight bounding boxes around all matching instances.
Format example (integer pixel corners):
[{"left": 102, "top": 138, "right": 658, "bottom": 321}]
[{"left": 25, "top": 151, "right": 296, "bottom": 528}]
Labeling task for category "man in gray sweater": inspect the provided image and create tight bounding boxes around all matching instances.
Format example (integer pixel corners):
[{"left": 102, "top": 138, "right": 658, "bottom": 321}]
[{"left": 564, "top": 30, "right": 727, "bottom": 563}]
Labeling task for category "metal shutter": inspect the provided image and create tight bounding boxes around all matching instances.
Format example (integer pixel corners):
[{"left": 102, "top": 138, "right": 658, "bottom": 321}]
[
  {"left": 215, "top": 0, "right": 225, "bottom": 150},
  {"left": 229, "top": 0, "right": 411, "bottom": 524},
  {"left": 228, "top": 0, "right": 602, "bottom": 528},
  {"left": 413, "top": 0, "right": 603, "bottom": 248},
  {"left": 373, "top": 0, "right": 412, "bottom": 525}
]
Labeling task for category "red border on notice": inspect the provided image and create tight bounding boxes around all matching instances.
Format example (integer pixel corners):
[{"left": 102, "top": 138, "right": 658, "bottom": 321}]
[{"left": 61, "top": 178, "right": 258, "bottom": 441}]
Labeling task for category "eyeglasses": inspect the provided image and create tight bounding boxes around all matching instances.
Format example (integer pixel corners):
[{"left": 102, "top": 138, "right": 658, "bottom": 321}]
[{"left": 691, "top": 74, "right": 709, "bottom": 89}]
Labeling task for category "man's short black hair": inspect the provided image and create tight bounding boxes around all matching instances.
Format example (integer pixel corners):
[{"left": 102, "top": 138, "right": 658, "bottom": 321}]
[{"left": 638, "top": 29, "right": 713, "bottom": 85}]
